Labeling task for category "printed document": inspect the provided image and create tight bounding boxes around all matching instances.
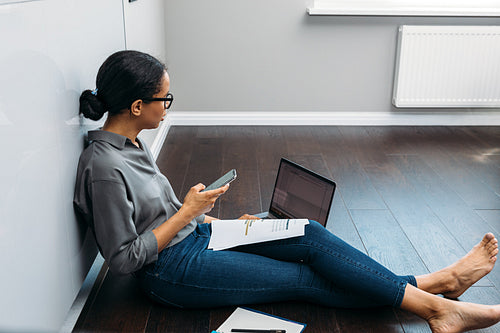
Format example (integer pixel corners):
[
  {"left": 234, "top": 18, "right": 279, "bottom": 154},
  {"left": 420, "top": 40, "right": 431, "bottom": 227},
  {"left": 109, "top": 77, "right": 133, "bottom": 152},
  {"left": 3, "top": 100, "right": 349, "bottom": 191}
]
[
  {"left": 215, "top": 307, "right": 306, "bottom": 333},
  {"left": 208, "top": 219, "right": 309, "bottom": 251}
]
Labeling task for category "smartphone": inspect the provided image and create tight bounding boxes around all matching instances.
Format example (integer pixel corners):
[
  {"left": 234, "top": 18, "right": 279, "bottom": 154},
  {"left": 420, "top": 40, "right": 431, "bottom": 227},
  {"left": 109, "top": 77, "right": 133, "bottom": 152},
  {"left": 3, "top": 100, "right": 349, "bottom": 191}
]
[{"left": 202, "top": 169, "right": 237, "bottom": 192}]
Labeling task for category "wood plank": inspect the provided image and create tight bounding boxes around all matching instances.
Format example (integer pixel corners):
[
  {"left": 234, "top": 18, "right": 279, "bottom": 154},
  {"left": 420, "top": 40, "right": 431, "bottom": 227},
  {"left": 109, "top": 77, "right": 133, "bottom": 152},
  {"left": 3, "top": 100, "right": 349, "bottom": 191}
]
[
  {"left": 430, "top": 127, "right": 500, "bottom": 197},
  {"left": 179, "top": 127, "right": 225, "bottom": 218},
  {"left": 348, "top": 141, "right": 467, "bottom": 274},
  {"left": 487, "top": 155, "right": 500, "bottom": 170},
  {"left": 390, "top": 154, "right": 496, "bottom": 265},
  {"left": 479, "top": 126, "right": 500, "bottom": 142},
  {"left": 209, "top": 307, "right": 235, "bottom": 332},
  {"left": 282, "top": 126, "right": 320, "bottom": 158},
  {"left": 334, "top": 127, "right": 466, "bottom": 274},
  {"left": 268, "top": 302, "right": 338, "bottom": 333},
  {"left": 335, "top": 307, "right": 404, "bottom": 333},
  {"left": 219, "top": 126, "right": 261, "bottom": 219},
  {"left": 337, "top": 126, "right": 387, "bottom": 165},
  {"left": 286, "top": 153, "right": 330, "bottom": 179},
  {"left": 313, "top": 126, "right": 386, "bottom": 210},
  {"left": 145, "top": 306, "right": 210, "bottom": 333},
  {"left": 342, "top": 127, "right": 436, "bottom": 333},
  {"left": 453, "top": 127, "right": 500, "bottom": 155},
  {"left": 403, "top": 127, "right": 500, "bottom": 209},
  {"left": 475, "top": 210, "right": 500, "bottom": 236},
  {"left": 180, "top": 126, "right": 223, "bottom": 195},
  {"left": 156, "top": 126, "right": 198, "bottom": 195},
  {"left": 254, "top": 126, "right": 288, "bottom": 213},
  {"left": 474, "top": 210, "right": 500, "bottom": 290},
  {"left": 288, "top": 152, "right": 366, "bottom": 253},
  {"left": 74, "top": 270, "right": 151, "bottom": 333},
  {"left": 460, "top": 126, "right": 500, "bottom": 153},
  {"left": 448, "top": 153, "right": 500, "bottom": 203},
  {"left": 319, "top": 127, "right": 453, "bottom": 333},
  {"left": 350, "top": 209, "right": 428, "bottom": 276},
  {"left": 365, "top": 163, "right": 467, "bottom": 272},
  {"left": 393, "top": 309, "right": 431, "bottom": 333},
  {"left": 327, "top": 189, "right": 367, "bottom": 253},
  {"left": 363, "top": 126, "right": 418, "bottom": 156}
]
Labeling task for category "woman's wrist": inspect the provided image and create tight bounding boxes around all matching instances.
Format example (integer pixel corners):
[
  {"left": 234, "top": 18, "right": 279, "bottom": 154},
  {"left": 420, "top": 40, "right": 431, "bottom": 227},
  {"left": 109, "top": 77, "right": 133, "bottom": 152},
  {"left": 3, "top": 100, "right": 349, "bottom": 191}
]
[{"left": 177, "top": 205, "right": 198, "bottom": 222}]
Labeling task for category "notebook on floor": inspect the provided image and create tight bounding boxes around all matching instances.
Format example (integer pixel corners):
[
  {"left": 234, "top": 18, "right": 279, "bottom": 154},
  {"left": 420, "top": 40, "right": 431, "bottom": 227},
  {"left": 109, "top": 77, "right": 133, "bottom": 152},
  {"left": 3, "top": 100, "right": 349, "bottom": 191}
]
[{"left": 254, "top": 158, "right": 336, "bottom": 227}]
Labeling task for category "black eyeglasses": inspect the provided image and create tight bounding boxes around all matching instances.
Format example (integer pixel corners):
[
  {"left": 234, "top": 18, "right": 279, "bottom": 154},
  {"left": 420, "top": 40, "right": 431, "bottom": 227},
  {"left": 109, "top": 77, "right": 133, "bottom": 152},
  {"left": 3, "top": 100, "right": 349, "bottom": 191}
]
[{"left": 142, "top": 92, "right": 174, "bottom": 109}]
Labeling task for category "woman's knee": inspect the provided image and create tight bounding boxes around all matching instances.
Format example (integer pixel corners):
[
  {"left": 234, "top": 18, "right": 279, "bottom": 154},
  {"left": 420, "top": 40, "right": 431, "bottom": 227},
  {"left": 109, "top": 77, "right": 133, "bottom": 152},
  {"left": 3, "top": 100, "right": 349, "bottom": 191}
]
[
  {"left": 305, "top": 220, "right": 331, "bottom": 238},
  {"left": 303, "top": 220, "right": 351, "bottom": 252}
]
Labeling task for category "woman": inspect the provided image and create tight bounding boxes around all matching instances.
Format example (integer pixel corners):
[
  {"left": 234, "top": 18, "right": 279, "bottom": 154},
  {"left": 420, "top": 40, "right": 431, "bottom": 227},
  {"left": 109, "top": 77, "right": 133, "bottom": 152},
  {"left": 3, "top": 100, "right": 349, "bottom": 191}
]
[{"left": 74, "top": 50, "right": 500, "bottom": 333}]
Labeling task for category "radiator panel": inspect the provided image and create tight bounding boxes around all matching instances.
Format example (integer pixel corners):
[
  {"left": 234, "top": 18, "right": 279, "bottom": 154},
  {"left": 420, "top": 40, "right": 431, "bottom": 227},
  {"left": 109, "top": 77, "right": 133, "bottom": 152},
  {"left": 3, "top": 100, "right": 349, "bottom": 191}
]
[{"left": 393, "top": 25, "right": 500, "bottom": 108}]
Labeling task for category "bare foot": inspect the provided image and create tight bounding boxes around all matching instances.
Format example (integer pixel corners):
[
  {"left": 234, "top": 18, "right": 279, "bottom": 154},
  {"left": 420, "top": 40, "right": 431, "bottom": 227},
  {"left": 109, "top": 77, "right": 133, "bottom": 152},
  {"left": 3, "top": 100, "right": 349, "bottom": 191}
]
[
  {"left": 442, "top": 233, "right": 498, "bottom": 299},
  {"left": 427, "top": 300, "right": 500, "bottom": 333}
]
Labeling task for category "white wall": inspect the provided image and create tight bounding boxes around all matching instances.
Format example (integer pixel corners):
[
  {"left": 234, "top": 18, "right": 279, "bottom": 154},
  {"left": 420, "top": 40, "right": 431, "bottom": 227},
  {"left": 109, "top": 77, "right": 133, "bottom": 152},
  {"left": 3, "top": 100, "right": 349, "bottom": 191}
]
[
  {"left": 0, "top": 1, "right": 172, "bottom": 331},
  {"left": 0, "top": 1, "right": 125, "bottom": 332},
  {"left": 164, "top": 0, "right": 500, "bottom": 122}
]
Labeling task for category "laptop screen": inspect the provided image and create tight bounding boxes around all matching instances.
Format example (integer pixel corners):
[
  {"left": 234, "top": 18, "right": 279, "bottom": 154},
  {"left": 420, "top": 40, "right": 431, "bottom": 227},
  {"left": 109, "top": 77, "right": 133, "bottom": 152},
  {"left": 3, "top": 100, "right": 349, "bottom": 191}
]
[{"left": 269, "top": 159, "right": 336, "bottom": 226}]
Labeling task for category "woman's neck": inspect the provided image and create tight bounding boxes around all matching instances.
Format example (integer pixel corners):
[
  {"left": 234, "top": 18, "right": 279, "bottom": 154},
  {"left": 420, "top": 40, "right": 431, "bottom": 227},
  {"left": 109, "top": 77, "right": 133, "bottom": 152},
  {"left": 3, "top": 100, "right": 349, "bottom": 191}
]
[{"left": 102, "top": 115, "right": 141, "bottom": 147}]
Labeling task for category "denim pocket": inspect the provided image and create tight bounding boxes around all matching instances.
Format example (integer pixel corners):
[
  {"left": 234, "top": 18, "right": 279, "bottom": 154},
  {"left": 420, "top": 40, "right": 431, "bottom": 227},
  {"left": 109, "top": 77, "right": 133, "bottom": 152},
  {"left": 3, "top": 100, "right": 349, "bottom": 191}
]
[{"left": 195, "top": 222, "right": 212, "bottom": 239}]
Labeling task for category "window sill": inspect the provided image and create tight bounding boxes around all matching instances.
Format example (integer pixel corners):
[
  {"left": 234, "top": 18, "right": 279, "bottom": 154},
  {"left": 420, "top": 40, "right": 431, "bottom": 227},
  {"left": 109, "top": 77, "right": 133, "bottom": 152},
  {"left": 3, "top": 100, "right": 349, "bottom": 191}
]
[{"left": 306, "top": 5, "right": 500, "bottom": 17}]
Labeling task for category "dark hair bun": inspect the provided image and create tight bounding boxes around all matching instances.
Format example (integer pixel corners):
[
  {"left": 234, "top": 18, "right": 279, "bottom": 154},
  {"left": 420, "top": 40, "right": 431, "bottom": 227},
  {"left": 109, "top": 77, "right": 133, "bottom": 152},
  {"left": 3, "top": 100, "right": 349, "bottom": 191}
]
[{"left": 79, "top": 90, "right": 106, "bottom": 121}]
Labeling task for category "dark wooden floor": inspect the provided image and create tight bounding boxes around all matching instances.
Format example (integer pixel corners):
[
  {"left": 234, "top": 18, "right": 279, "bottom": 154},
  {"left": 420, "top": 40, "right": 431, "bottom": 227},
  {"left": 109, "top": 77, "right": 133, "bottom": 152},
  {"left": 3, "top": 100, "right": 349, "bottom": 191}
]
[{"left": 73, "top": 126, "right": 500, "bottom": 333}]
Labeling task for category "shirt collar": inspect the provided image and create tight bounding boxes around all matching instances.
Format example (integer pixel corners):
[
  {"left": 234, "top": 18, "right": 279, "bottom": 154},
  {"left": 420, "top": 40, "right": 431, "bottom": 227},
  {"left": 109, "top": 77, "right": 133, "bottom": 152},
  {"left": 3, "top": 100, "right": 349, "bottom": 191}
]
[{"left": 88, "top": 130, "right": 132, "bottom": 150}]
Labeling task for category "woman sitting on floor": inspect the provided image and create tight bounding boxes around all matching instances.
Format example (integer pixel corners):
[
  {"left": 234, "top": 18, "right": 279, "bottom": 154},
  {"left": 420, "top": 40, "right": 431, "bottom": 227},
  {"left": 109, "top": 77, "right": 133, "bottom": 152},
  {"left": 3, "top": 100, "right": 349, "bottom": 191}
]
[{"left": 74, "top": 50, "right": 500, "bottom": 333}]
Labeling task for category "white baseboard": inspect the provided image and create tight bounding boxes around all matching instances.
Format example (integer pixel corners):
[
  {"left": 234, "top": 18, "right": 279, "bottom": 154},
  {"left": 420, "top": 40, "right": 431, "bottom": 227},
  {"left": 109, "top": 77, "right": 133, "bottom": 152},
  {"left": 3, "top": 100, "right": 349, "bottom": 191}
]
[
  {"left": 166, "top": 110, "right": 500, "bottom": 126},
  {"left": 60, "top": 254, "right": 106, "bottom": 333},
  {"left": 150, "top": 117, "right": 173, "bottom": 160}
]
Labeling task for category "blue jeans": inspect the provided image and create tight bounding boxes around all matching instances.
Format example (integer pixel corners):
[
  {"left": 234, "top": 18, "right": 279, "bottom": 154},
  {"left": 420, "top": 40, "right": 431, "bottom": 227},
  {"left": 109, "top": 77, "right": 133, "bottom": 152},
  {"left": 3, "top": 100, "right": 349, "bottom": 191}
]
[{"left": 136, "top": 221, "right": 417, "bottom": 309}]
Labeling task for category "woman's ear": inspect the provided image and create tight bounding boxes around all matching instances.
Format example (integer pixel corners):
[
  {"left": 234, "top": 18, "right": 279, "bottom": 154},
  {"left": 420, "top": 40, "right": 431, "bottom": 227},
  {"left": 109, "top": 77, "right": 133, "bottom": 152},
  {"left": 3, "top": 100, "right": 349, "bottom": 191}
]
[{"left": 130, "top": 99, "right": 142, "bottom": 117}]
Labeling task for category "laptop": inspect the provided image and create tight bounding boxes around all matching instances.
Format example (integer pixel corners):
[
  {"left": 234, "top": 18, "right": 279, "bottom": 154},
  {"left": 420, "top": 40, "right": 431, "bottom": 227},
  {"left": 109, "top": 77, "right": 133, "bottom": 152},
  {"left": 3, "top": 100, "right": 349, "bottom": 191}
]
[{"left": 254, "top": 158, "right": 336, "bottom": 227}]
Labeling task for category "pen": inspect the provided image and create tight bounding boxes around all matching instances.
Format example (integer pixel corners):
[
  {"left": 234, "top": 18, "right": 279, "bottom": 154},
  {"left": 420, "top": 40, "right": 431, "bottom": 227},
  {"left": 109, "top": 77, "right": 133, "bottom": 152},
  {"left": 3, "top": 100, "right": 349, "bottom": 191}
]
[{"left": 231, "top": 329, "right": 286, "bottom": 333}]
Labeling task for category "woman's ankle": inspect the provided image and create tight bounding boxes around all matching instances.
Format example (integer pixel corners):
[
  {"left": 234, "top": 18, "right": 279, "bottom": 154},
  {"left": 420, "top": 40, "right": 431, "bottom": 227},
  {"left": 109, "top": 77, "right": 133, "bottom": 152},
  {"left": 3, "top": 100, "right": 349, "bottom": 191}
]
[
  {"left": 415, "top": 270, "right": 456, "bottom": 296},
  {"left": 400, "top": 284, "right": 444, "bottom": 321}
]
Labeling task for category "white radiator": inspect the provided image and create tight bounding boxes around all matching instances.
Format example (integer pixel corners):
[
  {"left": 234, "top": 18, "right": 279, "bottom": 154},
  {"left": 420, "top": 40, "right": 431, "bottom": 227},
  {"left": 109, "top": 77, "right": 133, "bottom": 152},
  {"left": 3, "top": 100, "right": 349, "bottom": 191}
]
[{"left": 393, "top": 25, "right": 500, "bottom": 108}]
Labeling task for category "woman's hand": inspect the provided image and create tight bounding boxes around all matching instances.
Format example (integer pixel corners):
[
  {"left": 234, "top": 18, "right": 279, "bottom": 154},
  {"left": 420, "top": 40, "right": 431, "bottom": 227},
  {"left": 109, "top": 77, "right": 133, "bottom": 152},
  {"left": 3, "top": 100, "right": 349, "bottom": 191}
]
[
  {"left": 154, "top": 184, "right": 228, "bottom": 253},
  {"left": 238, "top": 214, "right": 260, "bottom": 220},
  {"left": 181, "top": 183, "right": 229, "bottom": 219}
]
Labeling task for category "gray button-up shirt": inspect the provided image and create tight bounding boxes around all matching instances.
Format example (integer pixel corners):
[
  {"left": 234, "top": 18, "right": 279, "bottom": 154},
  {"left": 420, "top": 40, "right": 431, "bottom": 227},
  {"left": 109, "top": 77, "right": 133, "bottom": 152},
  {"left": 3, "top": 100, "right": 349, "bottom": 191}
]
[{"left": 73, "top": 130, "right": 204, "bottom": 275}]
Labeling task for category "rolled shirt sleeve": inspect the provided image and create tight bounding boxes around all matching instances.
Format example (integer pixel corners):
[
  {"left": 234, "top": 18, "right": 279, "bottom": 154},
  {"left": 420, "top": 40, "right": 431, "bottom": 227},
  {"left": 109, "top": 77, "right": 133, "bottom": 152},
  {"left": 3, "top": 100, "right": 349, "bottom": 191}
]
[
  {"left": 92, "top": 180, "right": 158, "bottom": 275},
  {"left": 195, "top": 214, "right": 205, "bottom": 224}
]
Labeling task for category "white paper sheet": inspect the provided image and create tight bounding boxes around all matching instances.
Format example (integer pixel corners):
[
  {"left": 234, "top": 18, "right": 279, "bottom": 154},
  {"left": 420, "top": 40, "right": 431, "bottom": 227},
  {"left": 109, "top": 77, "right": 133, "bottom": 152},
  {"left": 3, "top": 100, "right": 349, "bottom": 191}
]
[
  {"left": 215, "top": 307, "right": 306, "bottom": 333},
  {"left": 208, "top": 219, "right": 309, "bottom": 251}
]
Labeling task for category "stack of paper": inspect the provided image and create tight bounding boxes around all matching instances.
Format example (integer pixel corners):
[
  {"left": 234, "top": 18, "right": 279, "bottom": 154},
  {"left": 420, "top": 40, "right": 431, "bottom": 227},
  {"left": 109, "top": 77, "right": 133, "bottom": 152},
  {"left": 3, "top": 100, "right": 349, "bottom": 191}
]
[
  {"left": 208, "top": 219, "right": 309, "bottom": 251},
  {"left": 214, "top": 307, "right": 306, "bottom": 333}
]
